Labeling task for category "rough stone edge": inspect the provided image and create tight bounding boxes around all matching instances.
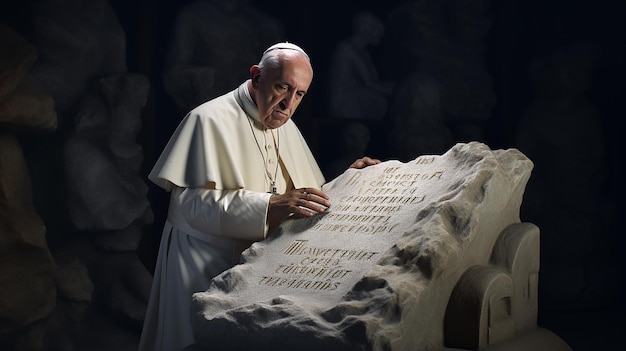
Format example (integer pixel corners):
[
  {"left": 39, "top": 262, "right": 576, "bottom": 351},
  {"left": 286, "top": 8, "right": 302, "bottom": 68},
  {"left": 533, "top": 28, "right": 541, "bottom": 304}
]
[{"left": 191, "top": 142, "right": 534, "bottom": 350}]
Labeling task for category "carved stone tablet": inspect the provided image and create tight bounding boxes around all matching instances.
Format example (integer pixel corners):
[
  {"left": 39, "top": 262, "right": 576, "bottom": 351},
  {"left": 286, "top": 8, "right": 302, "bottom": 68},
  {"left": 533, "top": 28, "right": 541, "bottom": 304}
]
[{"left": 189, "top": 142, "right": 571, "bottom": 351}]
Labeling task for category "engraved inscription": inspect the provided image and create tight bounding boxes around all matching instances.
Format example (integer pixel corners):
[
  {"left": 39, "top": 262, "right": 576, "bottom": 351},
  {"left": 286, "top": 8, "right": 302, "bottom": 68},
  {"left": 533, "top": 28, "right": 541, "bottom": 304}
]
[
  {"left": 258, "top": 240, "right": 379, "bottom": 291},
  {"left": 324, "top": 166, "right": 443, "bottom": 235},
  {"left": 258, "top": 161, "right": 444, "bottom": 291}
]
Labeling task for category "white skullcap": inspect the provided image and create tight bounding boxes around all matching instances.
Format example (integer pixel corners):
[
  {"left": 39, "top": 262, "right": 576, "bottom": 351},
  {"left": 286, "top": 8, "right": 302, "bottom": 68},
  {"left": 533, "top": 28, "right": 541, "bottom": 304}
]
[{"left": 262, "top": 42, "right": 310, "bottom": 60}]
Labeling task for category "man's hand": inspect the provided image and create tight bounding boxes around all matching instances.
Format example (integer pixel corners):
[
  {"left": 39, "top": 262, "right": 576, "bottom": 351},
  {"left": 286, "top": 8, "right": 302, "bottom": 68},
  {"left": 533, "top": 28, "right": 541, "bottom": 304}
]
[
  {"left": 349, "top": 156, "right": 381, "bottom": 169},
  {"left": 267, "top": 187, "right": 330, "bottom": 230}
]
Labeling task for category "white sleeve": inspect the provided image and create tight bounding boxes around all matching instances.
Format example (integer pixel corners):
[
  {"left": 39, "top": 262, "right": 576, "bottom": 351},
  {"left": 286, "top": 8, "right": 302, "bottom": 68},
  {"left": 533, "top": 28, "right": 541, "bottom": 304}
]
[{"left": 171, "top": 187, "right": 272, "bottom": 241}]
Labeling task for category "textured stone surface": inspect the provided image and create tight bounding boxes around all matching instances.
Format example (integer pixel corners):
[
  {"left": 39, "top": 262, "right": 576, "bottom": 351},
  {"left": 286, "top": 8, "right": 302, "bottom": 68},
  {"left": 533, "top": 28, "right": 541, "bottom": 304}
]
[
  {"left": 64, "top": 73, "right": 153, "bottom": 232},
  {"left": 161, "top": 0, "right": 285, "bottom": 113},
  {"left": 190, "top": 142, "right": 570, "bottom": 351},
  {"left": 0, "top": 135, "right": 57, "bottom": 331},
  {"left": 0, "top": 22, "right": 59, "bottom": 350},
  {"left": 0, "top": 2, "right": 151, "bottom": 350}
]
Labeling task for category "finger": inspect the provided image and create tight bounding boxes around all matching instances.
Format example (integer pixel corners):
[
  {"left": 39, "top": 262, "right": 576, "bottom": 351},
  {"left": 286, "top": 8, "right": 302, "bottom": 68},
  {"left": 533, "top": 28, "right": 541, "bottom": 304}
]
[
  {"left": 289, "top": 196, "right": 324, "bottom": 216},
  {"left": 349, "top": 159, "right": 364, "bottom": 169},
  {"left": 303, "top": 193, "right": 330, "bottom": 209},
  {"left": 363, "top": 157, "right": 381, "bottom": 165},
  {"left": 301, "top": 187, "right": 329, "bottom": 200},
  {"left": 289, "top": 211, "right": 307, "bottom": 219},
  {"left": 350, "top": 157, "right": 381, "bottom": 169}
]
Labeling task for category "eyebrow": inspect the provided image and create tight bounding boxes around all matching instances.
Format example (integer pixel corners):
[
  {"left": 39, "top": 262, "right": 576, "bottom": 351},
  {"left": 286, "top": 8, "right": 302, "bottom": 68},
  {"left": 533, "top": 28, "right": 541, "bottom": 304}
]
[
  {"left": 278, "top": 81, "right": 307, "bottom": 95},
  {"left": 294, "top": 85, "right": 308, "bottom": 95}
]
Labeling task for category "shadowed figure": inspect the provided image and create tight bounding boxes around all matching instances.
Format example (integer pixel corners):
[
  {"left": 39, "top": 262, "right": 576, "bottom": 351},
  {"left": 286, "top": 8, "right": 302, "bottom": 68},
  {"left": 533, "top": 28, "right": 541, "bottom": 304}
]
[
  {"left": 162, "top": 0, "right": 285, "bottom": 114},
  {"left": 515, "top": 41, "right": 612, "bottom": 312},
  {"left": 1, "top": 1, "right": 154, "bottom": 349},
  {"left": 64, "top": 73, "right": 153, "bottom": 232},
  {"left": 381, "top": 0, "right": 495, "bottom": 141},
  {"left": 327, "top": 10, "right": 394, "bottom": 120},
  {"left": 387, "top": 72, "right": 454, "bottom": 161}
]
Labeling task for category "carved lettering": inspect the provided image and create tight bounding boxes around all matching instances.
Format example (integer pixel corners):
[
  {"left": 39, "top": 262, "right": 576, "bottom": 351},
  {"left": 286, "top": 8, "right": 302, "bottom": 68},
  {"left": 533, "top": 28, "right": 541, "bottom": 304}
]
[
  {"left": 259, "top": 276, "right": 340, "bottom": 291},
  {"left": 414, "top": 156, "right": 435, "bottom": 165},
  {"left": 262, "top": 163, "right": 445, "bottom": 290},
  {"left": 283, "top": 240, "right": 378, "bottom": 261}
]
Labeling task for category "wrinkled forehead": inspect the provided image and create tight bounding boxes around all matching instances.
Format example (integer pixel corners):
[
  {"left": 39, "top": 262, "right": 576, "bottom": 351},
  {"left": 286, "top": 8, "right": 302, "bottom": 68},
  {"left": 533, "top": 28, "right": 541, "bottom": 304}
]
[{"left": 274, "top": 55, "right": 313, "bottom": 90}]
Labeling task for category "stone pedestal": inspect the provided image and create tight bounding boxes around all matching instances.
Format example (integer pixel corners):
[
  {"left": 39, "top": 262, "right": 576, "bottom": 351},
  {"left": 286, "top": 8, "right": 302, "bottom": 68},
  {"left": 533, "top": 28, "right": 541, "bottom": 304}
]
[{"left": 189, "top": 142, "right": 571, "bottom": 351}]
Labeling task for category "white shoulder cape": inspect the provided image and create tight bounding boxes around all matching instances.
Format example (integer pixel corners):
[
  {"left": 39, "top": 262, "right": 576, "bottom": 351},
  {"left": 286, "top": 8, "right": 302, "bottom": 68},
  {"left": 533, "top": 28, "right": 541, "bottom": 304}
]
[{"left": 148, "top": 81, "right": 325, "bottom": 192}]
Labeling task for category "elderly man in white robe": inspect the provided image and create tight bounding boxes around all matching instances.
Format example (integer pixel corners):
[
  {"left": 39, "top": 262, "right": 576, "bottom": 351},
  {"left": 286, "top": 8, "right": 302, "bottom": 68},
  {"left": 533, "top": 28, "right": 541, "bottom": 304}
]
[{"left": 139, "top": 42, "right": 380, "bottom": 351}]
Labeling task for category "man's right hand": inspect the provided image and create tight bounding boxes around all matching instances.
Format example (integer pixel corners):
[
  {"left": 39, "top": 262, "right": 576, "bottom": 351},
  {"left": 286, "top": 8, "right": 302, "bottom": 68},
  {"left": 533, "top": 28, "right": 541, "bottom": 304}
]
[{"left": 267, "top": 187, "right": 330, "bottom": 229}]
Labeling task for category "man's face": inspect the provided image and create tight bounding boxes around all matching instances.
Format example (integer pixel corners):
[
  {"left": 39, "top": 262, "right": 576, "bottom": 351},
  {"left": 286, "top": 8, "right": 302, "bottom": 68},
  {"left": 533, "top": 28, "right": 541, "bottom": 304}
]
[{"left": 250, "top": 54, "right": 313, "bottom": 129}]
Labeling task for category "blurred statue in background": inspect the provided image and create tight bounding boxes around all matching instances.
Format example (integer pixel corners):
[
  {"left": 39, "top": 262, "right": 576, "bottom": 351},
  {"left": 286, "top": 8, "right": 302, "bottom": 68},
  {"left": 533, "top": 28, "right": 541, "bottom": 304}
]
[
  {"left": 162, "top": 0, "right": 285, "bottom": 114},
  {"left": 381, "top": 0, "right": 495, "bottom": 141},
  {"left": 64, "top": 73, "right": 153, "bottom": 234},
  {"left": 387, "top": 72, "right": 453, "bottom": 161},
  {"left": 1, "top": 0, "right": 155, "bottom": 349},
  {"left": 515, "top": 41, "right": 611, "bottom": 312},
  {"left": 327, "top": 10, "right": 394, "bottom": 120}
]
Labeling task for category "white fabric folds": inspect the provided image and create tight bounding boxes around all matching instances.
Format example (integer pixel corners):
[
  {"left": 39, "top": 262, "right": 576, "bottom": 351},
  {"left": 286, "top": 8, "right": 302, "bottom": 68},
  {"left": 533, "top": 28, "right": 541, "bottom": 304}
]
[{"left": 148, "top": 80, "right": 325, "bottom": 192}]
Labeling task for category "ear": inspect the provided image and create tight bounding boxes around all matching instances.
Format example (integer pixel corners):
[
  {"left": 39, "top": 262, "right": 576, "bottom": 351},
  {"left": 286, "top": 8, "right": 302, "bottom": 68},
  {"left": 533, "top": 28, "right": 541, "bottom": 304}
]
[{"left": 250, "top": 65, "right": 261, "bottom": 88}]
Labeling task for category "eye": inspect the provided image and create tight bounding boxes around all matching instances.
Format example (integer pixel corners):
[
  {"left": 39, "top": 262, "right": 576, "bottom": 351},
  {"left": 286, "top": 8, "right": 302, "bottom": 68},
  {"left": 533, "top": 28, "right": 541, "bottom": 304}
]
[{"left": 276, "top": 84, "right": 288, "bottom": 92}]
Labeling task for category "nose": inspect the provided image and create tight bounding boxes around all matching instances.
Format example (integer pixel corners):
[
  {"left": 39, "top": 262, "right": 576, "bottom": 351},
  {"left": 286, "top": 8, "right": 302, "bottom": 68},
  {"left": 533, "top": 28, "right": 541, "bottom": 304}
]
[{"left": 281, "top": 90, "right": 297, "bottom": 109}]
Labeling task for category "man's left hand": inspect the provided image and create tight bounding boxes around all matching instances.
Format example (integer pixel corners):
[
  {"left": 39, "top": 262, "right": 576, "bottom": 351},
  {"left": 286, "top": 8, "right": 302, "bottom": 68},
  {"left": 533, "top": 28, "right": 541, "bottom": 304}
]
[{"left": 349, "top": 156, "right": 381, "bottom": 169}]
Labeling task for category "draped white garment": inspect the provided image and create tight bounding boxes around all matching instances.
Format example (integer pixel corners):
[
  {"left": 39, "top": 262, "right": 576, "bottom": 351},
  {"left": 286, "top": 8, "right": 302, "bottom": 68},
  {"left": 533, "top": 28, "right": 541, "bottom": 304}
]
[{"left": 139, "top": 81, "right": 325, "bottom": 351}]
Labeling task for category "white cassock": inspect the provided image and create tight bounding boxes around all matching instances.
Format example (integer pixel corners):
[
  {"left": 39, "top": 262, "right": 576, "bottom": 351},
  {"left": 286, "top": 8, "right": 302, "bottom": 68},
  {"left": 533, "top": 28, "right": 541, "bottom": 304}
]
[{"left": 139, "top": 80, "right": 325, "bottom": 351}]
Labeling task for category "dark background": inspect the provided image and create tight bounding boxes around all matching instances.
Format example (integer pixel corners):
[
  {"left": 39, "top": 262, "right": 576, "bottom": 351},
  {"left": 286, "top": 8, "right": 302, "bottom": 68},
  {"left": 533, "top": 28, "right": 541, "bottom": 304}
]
[
  {"left": 130, "top": 1, "right": 626, "bottom": 349},
  {"left": 2, "top": 0, "right": 624, "bottom": 349}
]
